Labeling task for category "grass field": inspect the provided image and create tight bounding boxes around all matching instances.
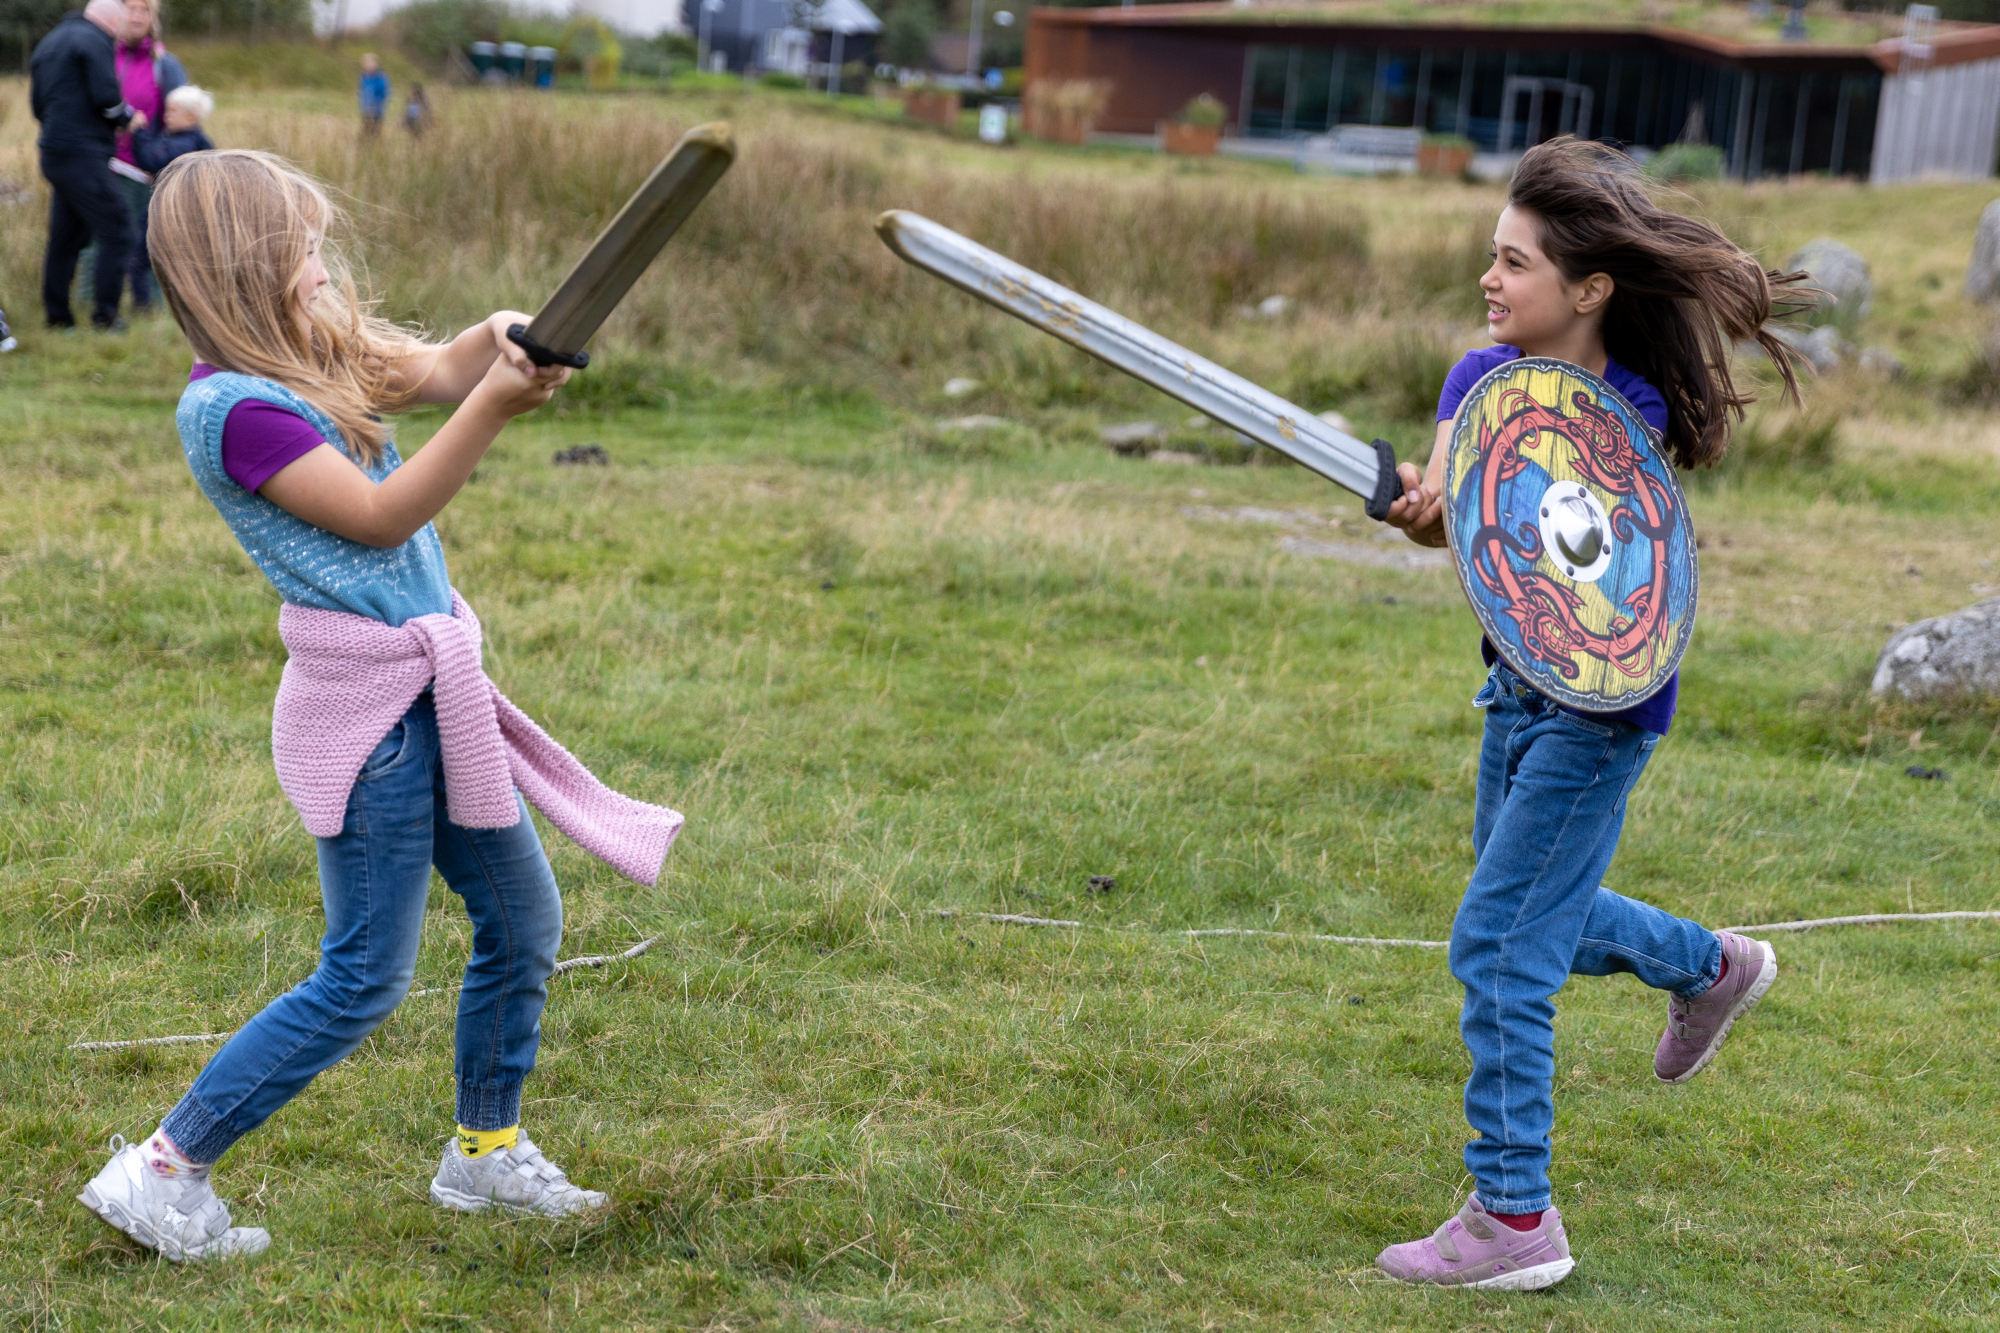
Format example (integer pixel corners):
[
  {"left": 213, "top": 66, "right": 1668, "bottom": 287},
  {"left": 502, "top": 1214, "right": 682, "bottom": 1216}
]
[{"left": 3, "top": 78, "right": 2000, "bottom": 1331}]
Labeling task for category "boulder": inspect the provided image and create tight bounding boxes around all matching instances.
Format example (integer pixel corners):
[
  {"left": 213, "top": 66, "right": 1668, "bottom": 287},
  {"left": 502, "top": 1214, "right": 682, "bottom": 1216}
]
[
  {"left": 942, "top": 377, "right": 982, "bottom": 398},
  {"left": 1765, "top": 322, "right": 1850, "bottom": 372},
  {"left": 1872, "top": 597, "right": 2000, "bottom": 698},
  {"left": 1859, "top": 346, "right": 1906, "bottom": 378},
  {"left": 1784, "top": 238, "right": 1871, "bottom": 323},
  {"left": 1966, "top": 199, "right": 2000, "bottom": 303},
  {"left": 1101, "top": 420, "right": 1166, "bottom": 453}
]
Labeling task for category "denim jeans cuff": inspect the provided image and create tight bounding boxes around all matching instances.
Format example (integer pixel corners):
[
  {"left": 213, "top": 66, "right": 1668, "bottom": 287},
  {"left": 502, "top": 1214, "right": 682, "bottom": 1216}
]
[
  {"left": 160, "top": 1093, "right": 245, "bottom": 1165},
  {"left": 1478, "top": 1189, "right": 1553, "bottom": 1215},
  {"left": 456, "top": 1078, "right": 524, "bottom": 1131}
]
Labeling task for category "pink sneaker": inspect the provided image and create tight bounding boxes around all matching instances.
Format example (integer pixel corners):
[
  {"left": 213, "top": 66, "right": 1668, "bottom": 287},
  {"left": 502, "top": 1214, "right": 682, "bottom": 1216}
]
[
  {"left": 1376, "top": 1194, "right": 1575, "bottom": 1290},
  {"left": 1654, "top": 929, "right": 1777, "bottom": 1084}
]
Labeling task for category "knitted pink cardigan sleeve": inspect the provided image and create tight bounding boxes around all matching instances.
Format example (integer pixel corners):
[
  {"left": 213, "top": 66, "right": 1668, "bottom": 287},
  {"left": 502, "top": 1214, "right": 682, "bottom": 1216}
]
[{"left": 270, "top": 591, "right": 682, "bottom": 886}]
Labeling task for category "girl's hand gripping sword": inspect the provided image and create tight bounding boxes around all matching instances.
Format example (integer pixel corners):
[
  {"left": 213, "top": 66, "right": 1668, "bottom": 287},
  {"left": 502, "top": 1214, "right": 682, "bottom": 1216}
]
[
  {"left": 875, "top": 210, "right": 1403, "bottom": 520},
  {"left": 506, "top": 123, "right": 737, "bottom": 370}
]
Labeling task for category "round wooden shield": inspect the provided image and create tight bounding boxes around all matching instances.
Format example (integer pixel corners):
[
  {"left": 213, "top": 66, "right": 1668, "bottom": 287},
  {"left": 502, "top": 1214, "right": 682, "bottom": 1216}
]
[{"left": 1443, "top": 356, "right": 1696, "bottom": 710}]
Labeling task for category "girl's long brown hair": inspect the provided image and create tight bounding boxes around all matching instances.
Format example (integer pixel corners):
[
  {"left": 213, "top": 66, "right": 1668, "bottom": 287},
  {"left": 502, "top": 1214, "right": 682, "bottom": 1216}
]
[
  {"left": 1508, "top": 137, "right": 1811, "bottom": 469},
  {"left": 148, "top": 150, "right": 430, "bottom": 466}
]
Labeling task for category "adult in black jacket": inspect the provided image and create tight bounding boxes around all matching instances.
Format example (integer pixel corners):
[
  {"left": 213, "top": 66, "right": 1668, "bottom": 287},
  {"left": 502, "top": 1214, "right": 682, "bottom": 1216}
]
[{"left": 30, "top": 0, "right": 142, "bottom": 330}]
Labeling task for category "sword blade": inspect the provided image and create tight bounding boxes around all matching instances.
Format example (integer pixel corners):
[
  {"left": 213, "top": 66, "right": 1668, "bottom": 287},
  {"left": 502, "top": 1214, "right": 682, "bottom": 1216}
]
[
  {"left": 515, "top": 122, "right": 736, "bottom": 367},
  {"left": 875, "top": 210, "right": 1401, "bottom": 518}
]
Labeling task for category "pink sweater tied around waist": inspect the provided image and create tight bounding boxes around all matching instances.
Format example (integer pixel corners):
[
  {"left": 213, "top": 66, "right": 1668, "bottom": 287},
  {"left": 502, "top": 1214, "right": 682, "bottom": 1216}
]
[{"left": 272, "top": 591, "right": 682, "bottom": 886}]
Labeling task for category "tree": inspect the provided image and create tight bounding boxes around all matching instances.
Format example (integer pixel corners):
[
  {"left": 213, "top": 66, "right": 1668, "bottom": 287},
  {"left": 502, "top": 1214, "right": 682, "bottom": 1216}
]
[{"left": 879, "top": 0, "right": 934, "bottom": 70}]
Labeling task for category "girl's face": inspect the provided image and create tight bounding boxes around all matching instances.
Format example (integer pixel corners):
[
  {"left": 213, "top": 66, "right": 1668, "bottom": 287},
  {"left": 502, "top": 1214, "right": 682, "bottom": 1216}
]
[
  {"left": 1480, "top": 203, "right": 1602, "bottom": 350},
  {"left": 294, "top": 236, "right": 330, "bottom": 317}
]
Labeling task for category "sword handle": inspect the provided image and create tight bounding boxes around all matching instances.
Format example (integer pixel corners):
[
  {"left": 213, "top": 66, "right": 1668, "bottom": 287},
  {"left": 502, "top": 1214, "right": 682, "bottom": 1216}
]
[
  {"left": 1364, "top": 438, "right": 1400, "bottom": 521},
  {"left": 507, "top": 324, "right": 591, "bottom": 371}
]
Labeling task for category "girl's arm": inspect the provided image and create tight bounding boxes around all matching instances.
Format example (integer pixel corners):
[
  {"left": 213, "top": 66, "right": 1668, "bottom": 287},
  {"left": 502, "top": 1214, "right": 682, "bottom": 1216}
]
[
  {"left": 258, "top": 354, "right": 569, "bottom": 548},
  {"left": 1382, "top": 420, "right": 1451, "bottom": 548},
  {"left": 394, "top": 310, "right": 539, "bottom": 405}
]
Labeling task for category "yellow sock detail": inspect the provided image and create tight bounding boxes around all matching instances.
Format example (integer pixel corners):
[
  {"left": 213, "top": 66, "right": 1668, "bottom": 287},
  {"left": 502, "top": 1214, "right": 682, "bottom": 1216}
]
[{"left": 457, "top": 1125, "right": 520, "bottom": 1159}]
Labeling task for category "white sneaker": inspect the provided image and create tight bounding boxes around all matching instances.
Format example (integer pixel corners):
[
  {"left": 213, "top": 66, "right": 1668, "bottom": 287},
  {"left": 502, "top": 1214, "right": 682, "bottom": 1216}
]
[
  {"left": 77, "top": 1136, "right": 271, "bottom": 1262},
  {"left": 429, "top": 1133, "right": 608, "bottom": 1217}
]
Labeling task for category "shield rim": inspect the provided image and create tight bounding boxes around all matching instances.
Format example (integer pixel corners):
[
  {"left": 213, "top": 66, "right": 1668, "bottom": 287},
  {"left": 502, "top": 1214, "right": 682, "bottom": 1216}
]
[{"left": 1442, "top": 355, "right": 1698, "bottom": 711}]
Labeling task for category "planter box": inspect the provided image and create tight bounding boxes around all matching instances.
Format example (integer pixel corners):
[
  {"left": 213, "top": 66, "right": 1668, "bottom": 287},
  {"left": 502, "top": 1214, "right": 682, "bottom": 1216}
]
[
  {"left": 1027, "top": 106, "right": 1092, "bottom": 145},
  {"left": 1161, "top": 122, "right": 1221, "bottom": 156},
  {"left": 903, "top": 88, "right": 961, "bottom": 128},
  {"left": 1417, "top": 142, "right": 1474, "bottom": 178}
]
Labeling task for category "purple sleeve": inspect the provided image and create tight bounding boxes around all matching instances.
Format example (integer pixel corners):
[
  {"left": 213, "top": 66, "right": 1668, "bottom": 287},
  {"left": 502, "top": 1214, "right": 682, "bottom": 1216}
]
[
  {"left": 1436, "top": 346, "right": 1517, "bottom": 422},
  {"left": 221, "top": 399, "right": 329, "bottom": 493}
]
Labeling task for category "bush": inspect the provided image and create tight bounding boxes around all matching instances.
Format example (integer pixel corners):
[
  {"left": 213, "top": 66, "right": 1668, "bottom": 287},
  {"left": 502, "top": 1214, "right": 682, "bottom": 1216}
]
[
  {"left": 1646, "top": 142, "right": 1725, "bottom": 183},
  {"left": 1422, "top": 132, "right": 1475, "bottom": 151},
  {"left": 762, "top": 71, "right": 808, "bottom": 90},
  {"left": 1176, "top": 94, "right": 1227, "bottom": 129}
]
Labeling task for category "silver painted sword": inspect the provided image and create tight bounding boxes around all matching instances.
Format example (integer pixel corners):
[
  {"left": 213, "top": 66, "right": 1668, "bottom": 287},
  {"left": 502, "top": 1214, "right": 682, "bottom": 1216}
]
[
  {"left": 507, "top": 122, "right": 737, "bottom": 370},
  {"left": 875, "top": 209, "right": 1403, "bottom": 519}
]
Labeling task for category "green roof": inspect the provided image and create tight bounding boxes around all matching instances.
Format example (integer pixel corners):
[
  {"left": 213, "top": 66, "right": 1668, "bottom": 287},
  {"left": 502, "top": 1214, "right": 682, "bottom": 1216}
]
[{"left": 1125, "top": 1, "right": 1914, "bottom": 50}]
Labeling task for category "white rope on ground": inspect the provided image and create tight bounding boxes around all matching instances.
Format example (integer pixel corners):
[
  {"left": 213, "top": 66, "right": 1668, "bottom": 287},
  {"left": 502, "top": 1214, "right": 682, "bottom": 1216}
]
[
  {"left": 940, "top": 909, "right": 2000, "bottom": 951},
  {"left": 67, "top": 938, "right": 657, "bottom": 1053},
  {"left": 934, "top": 909, "right": 1448, "bottom": 949},
  {"left": 1726, "top": 911, "right": 2000, "bottom": 934},
  {"left": 67, "top": 1033, "right": 233, "bottom": 1053}
]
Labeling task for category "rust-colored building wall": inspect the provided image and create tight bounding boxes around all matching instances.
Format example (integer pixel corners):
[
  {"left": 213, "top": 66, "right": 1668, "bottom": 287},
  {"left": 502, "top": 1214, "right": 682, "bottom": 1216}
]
[
  {"left": 1024, "top": 14, "right": 1094, "bottom": 88},
  {"left": 1088, "top": 29, "right": 1254, "bottom": 133}
]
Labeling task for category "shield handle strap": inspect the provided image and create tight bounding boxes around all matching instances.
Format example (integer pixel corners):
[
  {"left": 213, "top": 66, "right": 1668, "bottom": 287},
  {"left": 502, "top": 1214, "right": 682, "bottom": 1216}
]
[
  {"left": 507, "top": 324, "right": 591, "bottom": 371},
  {"left": 1363, "top": 438, "right": 1400, "bottom": 521}
]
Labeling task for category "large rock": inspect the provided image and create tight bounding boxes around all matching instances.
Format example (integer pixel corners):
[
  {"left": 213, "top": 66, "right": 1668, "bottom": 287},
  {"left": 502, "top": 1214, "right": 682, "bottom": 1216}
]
[
  {"left": 1785, "top": 238, "right": 1871, "bottom": 323},
  {"left": 1872, "top": 597, "right": 2000, "bottom": 698},
  {"left": 1967, "top": 199, "right": 2000, "bottom": 303}
]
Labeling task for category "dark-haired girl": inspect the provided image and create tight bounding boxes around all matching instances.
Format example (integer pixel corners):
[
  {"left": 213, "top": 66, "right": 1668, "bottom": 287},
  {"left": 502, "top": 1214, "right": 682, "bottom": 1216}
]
[{"left": 1376, "top": 138, "right": 1807, "bottom": 1291}]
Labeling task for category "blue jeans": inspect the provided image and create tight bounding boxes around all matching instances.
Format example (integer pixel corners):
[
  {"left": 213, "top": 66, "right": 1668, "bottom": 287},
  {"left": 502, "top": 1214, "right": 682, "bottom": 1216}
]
[
  {"left": 1451, "top": 664, "right": 1722, "bottom": 1213},
  {"left": 162, "top": 695, "right": 563, "bottom": 1163}
]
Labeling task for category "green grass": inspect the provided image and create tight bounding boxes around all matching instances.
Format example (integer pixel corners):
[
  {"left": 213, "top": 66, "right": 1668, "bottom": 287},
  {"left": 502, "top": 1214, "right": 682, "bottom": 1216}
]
[
  {"left": 4, "top": 70, "right": 2000, "bottom": 1330},
  {"left": 2, "top": 314, "right": 1998, "bottom": 1330}
]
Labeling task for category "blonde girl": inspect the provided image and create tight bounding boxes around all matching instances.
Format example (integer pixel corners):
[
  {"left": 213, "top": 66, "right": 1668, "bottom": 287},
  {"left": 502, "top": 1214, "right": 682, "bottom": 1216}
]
[{"left": 77, "top": 150, "right": 681, "bottom": 1261}]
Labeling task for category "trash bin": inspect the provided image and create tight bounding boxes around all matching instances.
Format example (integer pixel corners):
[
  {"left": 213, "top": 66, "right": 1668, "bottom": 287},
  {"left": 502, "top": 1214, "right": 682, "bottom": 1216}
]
[
  {"left": 468, "top": 41, "right": 497, "bottom": 77},
  {"left": 529, "top": 46, "right": 557, "bottom": 88},
  {"left": 499, "top": 41, "right": 527, "bottom": 81}
]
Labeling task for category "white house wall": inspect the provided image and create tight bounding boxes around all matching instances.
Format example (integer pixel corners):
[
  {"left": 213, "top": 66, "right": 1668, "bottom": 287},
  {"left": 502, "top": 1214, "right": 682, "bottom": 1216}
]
[
  {"left": 312, "top": 0, "right": 684, "bottom": 39},
  {"left": 1873, "top": 55, "right": 2000, "bottom": 183}
]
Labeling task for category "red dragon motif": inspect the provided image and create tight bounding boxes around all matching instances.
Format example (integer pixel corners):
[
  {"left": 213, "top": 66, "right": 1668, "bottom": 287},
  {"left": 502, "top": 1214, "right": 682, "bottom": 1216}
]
[{"left": 1465, "top": 383, "right": 1679, "bottom": 685}]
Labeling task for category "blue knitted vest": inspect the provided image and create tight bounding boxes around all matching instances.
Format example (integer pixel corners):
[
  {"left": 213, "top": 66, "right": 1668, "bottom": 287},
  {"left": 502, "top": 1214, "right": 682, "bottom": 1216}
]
[{"left": 177, "top": 371, "right": 452, "bottom": 627}]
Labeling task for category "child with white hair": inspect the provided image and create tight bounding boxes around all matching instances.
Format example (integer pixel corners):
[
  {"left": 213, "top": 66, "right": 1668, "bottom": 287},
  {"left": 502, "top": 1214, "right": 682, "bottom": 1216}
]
[{"left": 133, "top": 84, "right": 214, "bottom": 174}]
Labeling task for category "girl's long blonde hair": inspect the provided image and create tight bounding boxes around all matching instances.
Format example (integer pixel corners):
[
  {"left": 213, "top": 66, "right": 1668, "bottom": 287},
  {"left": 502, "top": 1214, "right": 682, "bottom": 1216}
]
[{"left": 149, "top": 150, "right": 428, "bottom": 465}]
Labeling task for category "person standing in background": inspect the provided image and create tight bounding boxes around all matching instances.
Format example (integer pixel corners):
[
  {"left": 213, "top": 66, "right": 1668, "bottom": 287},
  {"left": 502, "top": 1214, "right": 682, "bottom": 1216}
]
[
  {"left": 358, "top": 54, "right": 389, "bottom": 138},
  {"left": 31, "top": 0, "right": 143, "bottom": 331},
  {"left": 109, "top": 0, "right": 184, "bottom": 312},
  {"left": 404, "top": 82, "right": 432, "bottom": 136}
]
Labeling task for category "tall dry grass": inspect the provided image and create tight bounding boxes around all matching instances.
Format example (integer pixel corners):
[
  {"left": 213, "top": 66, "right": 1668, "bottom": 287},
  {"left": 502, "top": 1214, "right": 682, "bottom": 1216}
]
[{"left": 0, "top": 82, "right": 1502, "bottom": 419}]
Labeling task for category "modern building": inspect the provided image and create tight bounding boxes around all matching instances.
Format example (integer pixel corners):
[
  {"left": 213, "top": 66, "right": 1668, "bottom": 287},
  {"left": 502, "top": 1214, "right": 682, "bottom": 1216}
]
[{"left": 1024, "top": 2, "right": 2000, "bottom": 183}]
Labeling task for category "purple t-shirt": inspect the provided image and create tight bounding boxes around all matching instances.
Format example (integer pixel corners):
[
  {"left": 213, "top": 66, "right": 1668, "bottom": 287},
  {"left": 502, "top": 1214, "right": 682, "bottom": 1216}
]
[
  {"left": 1436, "top": 344, "right": 1678, "bottom": 735},
  {"left": 189, "top": 364, "right": 329, "bottom": 493}
]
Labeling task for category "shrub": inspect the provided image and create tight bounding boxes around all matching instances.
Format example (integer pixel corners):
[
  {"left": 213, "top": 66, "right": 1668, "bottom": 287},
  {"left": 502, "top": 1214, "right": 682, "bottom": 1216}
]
[
  {"left": 762, "top": 72, "right": 807, "bottom": 90},
  {"left": 1422, "top": 132, "right": 1475, "bottom": 151},
  {"left": 1176, "top": 94, "right": 1227, "bottom": 129},
  {"left": 1646, "top": 142, "right": 1725, "bottom": 183}
]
